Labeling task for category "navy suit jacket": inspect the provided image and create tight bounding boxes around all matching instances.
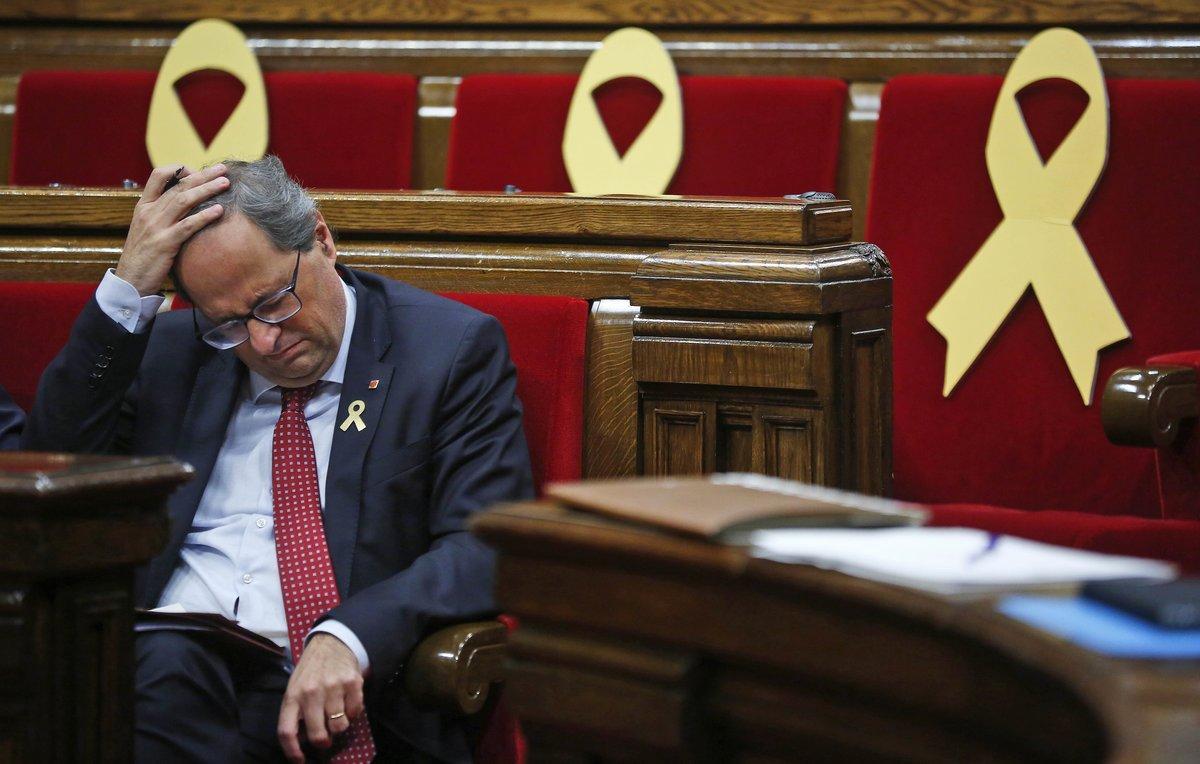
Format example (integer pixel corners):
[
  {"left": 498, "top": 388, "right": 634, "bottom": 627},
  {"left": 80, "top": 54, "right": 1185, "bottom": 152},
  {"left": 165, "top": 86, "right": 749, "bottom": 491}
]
[
  {"left": 24, "top": 266, "right": 534, "bottom": 760},
  {"left": 0, "top": 385, "right": 22, "bottom": 450}
]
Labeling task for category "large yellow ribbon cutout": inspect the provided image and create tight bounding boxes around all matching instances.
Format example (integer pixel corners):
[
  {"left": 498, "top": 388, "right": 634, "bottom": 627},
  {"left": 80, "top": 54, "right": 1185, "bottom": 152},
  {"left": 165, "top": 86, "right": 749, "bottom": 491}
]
[
  {"left": 562, "top": 27, "right": 683, "bottom": 195},
  {"left": 926, "top": 27, "right": 1128, "bottom": 406},
  {"left": 146, "top": 18, "right": 268, "bottom": 168}
]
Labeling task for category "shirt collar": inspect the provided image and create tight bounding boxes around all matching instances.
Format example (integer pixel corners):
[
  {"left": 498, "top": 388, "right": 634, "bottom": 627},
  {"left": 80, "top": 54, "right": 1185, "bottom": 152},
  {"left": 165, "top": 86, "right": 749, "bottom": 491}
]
[{"left": 247, "top": 278, "right": 357, "bottom": 403}]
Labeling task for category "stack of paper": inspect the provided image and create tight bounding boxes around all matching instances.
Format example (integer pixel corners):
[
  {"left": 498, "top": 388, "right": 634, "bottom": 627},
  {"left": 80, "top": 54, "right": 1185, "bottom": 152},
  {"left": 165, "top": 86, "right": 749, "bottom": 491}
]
[{"left": 748, "top": 527, "right": 1175, "bottom": 595}]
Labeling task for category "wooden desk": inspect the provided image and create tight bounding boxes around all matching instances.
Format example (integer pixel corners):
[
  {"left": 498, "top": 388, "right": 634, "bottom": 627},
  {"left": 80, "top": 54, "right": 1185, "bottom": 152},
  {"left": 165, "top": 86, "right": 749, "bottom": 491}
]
[
  {"left": 474, "top": 501, "right": 1200, "bottom": 762},
  {"left": 0, "top": 453, "right": 191, "bottom": 762}
]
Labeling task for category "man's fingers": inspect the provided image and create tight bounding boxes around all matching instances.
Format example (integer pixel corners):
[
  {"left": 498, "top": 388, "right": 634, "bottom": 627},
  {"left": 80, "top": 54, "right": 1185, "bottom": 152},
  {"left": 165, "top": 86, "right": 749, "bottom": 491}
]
[
  {"left": 302, "top": 694, "right": 333, "bottom": 750},
  {"left": 344, "top": 680, "right": 365, "bottom": 720},
  {"left": 326, "top": 702, "right": 351, "bottom": 736},
  {"left": 276, "top": 696, "right": 305, "bottom": 764},
  {"left": 138, "top": 165, "right": 186, "bottom": 205},
  {"left": 170, "top": 203, "right": 224, "bottom": 243},
  {"left": 169, "top": 173, "right": 229, "bottom": 216},
  {"left": 172, "top": 163, "right": 226, "bottom": 196}
]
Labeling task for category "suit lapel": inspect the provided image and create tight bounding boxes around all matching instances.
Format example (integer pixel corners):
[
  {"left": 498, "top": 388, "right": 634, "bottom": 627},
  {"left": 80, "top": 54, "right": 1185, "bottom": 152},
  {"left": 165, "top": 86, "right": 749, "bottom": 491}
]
[{"left": 325, "top": 269, "right": 394, "bottom": 596}]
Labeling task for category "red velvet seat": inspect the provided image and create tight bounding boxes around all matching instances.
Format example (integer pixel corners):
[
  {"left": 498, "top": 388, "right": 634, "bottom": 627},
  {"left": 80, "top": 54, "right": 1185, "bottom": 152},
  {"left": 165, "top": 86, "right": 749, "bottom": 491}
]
[
  {"left": 0, "top": 281, "right": 97, "bottom": 411},
  {"left": 10, "top": 70, "right": 417, "bottom": 189},
  {"left": 446, "top": 74, "right": 846, "bottom": 196},
  {"left": 866, "top": 75, "right": 1200, "bottom": 569},
  {"left": 442, "top": 293, "right": 587, "bottom": 493}
]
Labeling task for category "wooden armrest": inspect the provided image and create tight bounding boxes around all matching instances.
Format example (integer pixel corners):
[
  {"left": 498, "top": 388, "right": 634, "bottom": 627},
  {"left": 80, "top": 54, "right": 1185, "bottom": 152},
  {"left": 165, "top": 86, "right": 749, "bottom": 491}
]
[
  {"left": 1102, "top": 365, "right": 1199, "bottom": 447},
  {"left": 403, "top": 620, "right": 508, "bottom": 715}
]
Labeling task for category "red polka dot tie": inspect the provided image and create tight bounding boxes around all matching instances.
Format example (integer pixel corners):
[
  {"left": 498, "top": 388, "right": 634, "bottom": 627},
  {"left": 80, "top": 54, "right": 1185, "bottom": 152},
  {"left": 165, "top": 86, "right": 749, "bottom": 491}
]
[{"left": 273, "top": 383, "right": 376, "bottom": 762}]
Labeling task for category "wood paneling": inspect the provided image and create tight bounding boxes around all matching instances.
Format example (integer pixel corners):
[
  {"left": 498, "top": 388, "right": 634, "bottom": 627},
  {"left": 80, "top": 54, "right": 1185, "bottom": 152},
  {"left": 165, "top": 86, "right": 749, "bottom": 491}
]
[
  {"left": 411, "top": 76, "right": 459, "bottom": 191},
  {"left": 1, "top": 27, "right": 1194, "bottom": 80},
  {"left": 0, "top": 187, "right": 849, "bottom": 246},
  {"left": 584, "top": 300, "right": 639, "bottom": 480},
  {"left": 757, "top": 405, "right": 821, "bottom": 482},
  {"left": 3, "top": 0, "right": 1196, "bottom": 26},
  {"left": 643, "top": 400, "right": 717, "bottom": 476},
  {"left": 717, "top": 408, "right": 754, "bottom": 473},
  {"left": 632, "top": 243, "right": 891, "bottom": 315},
  {"left": 840, "top": 309, "right": 893, "bottom": 496}
]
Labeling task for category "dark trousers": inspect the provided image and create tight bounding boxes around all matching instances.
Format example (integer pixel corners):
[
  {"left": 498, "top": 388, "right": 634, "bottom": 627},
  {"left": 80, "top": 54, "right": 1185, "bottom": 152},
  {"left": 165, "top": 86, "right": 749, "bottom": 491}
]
[
  {"left": 135, "top": 630, "right": 291, "bottom": 763},
  {"left": 134, "top": 631, "right": 429, "bottom": 762}
]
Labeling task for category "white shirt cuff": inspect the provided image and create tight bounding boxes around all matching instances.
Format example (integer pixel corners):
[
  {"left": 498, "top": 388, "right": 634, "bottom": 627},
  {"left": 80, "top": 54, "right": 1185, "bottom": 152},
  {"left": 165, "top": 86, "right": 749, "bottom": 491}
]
[
  {"left": 96, "top": 268, "right": 165, "bottom": 334},
  {"left": 307, "top": 620, "right": 371, "bottom": 674}
]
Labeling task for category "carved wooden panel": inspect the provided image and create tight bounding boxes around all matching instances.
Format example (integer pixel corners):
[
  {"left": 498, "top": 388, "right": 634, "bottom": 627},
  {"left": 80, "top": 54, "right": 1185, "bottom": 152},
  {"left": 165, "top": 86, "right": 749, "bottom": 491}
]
[
  {"left": 756, "top": 405, "right": 823, "bottom": 483},
  {"left": 54, "top": 578, "right": 134, "bottom": 762},
  {"left": 717, "top": 407, "right": 754, "bottom": 474},
  {"left": 584, "top": 300, "right": 639, "bottom": 480},
  {"left": 642, "top": 399, "right": 717, "bottom": 476},
  {"left": 839, "top": 306, "right": 893, "bottom": 496}
]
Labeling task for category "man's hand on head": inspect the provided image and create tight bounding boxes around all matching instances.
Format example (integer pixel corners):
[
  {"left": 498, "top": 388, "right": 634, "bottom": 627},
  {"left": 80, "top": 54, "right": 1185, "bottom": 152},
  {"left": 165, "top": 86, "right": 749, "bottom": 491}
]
[
  {"left": 277, "top": 632, "right": 365, "bottom": 763},
  {"left": 116, "top": 164, "right": 229, "bottom": 297}
]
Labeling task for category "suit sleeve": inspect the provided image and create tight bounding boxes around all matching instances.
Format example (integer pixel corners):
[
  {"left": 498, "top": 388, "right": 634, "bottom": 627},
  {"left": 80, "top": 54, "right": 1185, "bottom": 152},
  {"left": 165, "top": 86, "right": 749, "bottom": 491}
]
[
  {"left": 0, "top": 384, "right": 24, "bottom": 451},
  {"left": 322, "top": 314, "right": 534, "bottom": 678},
  {"left": 21, "top": 297, "right": 150, "bottom": 454}
]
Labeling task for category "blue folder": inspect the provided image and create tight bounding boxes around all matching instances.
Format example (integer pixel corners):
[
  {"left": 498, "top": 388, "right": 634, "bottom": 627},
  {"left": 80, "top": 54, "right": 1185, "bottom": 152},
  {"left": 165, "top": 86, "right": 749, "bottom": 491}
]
[{"left": 998, "top": 595, "right": 1200, "bottom": 659}]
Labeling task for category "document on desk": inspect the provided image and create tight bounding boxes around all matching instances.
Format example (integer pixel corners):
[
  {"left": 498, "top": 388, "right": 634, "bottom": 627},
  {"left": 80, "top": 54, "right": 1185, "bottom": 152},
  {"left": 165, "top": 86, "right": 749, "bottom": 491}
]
[{"left": 748, "top": 527, "right": 1176, "bottom": 595}]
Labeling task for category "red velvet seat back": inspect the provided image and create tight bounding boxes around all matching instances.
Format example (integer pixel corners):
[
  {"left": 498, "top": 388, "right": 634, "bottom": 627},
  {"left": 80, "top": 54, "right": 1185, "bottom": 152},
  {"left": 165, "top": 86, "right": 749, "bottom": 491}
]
[
  {"left": 442, "top": 293, "right": 587, "bottom": 493},
  {"left": 867, "top": 76, "right": 1200, "bottom": 517},
  {"left": 0, "top": 281, "right": 97, "bottom": 410},
  {"left": 10, "top": 70, "right": 417, "bottom": 189},
  {"left": 447, "top": 74, "right": 846, "bottom": 196}
]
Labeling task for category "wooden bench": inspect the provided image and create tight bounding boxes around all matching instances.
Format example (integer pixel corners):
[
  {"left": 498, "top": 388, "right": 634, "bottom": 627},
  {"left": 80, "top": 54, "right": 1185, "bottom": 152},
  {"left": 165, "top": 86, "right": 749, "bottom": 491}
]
[
  {"left": 0, "top": 0, "right": 1195, "bottom": 238},
  {"left": 0, "top": 186, "right": 892, "bottom": 742}
]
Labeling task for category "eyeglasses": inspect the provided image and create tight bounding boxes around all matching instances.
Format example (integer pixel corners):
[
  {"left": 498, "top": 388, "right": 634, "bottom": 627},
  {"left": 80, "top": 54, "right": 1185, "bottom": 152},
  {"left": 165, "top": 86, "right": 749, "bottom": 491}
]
[{"left": 194, "top": 249, "right": 303, "bottom": 350}]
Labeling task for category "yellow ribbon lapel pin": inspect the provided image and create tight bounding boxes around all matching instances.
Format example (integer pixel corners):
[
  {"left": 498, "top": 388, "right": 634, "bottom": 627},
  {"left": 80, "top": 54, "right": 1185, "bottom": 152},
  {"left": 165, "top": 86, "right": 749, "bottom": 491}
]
[{"left": 340, "top": 400, "right": 366, "bottom": 432}]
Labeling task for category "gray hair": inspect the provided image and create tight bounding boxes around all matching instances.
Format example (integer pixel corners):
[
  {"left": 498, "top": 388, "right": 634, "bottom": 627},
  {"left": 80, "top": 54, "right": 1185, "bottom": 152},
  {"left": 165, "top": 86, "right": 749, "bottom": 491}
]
[{"left": 189, "top": 155, "right": 318, "bottom": 252}]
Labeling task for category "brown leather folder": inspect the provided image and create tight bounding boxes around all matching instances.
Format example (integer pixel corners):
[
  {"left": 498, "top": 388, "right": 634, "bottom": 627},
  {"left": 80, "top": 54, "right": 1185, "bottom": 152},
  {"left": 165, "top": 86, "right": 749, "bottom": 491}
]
[{"left": 545, "top": 474, "right": 926, "bottom": 542}]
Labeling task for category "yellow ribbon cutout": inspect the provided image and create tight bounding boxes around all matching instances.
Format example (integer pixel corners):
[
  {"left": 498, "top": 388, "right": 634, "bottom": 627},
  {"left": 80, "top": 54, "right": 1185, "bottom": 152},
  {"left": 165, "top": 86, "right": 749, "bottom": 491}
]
[
  {"left": 146, "top": 18, "right": 268, "bottom": 169},
  {"left": 926, "top": 27, "right": 1129, "bottom": 406},
  {"left": 562, "top": 27, "right": 683, "bottom": 195},
  {"left": 339, "top": 400, "right": 366, "bottom": 433}
]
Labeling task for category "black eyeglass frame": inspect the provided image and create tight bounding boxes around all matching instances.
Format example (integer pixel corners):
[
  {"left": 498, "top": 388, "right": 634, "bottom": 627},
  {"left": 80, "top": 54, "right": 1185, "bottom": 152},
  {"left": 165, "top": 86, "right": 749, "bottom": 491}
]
[{"left": 192, "top": 248, "right": 304, "bottom": 349}]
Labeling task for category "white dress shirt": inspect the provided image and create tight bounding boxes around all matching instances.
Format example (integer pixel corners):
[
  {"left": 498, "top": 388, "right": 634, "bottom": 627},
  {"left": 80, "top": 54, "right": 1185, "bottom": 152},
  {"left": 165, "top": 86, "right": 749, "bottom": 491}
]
[{"left": 96, "top": 269, "right": 370, "bottom": 672}]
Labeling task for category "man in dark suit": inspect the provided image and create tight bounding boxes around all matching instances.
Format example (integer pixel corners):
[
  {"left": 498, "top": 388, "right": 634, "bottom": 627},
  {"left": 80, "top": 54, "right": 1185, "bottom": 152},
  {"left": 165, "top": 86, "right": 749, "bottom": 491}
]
[{"left": 24, "top": 157, "right": 532, "bottom": 762}]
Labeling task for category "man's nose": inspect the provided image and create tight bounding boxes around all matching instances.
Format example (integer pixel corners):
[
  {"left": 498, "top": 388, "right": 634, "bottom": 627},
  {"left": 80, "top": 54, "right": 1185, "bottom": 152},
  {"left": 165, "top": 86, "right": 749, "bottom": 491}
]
[{"left": 247, "top": 320, "right": 282, "bottom": 355}]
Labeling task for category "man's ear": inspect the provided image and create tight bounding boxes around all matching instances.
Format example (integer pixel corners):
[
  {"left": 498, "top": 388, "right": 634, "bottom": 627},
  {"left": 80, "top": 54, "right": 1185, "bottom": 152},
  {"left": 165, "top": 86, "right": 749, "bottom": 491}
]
[{"left": 313, "top": 210, "right": 336, "bottom": 262}]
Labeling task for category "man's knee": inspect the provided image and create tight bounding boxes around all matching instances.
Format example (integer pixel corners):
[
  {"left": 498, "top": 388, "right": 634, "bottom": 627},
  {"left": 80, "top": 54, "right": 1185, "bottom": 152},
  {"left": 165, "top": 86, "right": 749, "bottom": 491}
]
[{"left": 135, "top": 631, "right": 235, "bottom": 703}]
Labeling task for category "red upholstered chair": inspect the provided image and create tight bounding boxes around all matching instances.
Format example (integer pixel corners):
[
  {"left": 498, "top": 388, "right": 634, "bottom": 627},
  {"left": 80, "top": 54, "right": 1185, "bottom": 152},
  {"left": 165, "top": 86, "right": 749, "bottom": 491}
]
[
  {"left": 0, "top": 281, "right": 98, "bottom": 411},
  {"left": 866, "top": 75, "right": 1200, "bottom": 571},
  {"left": 422, "top": 293, "right": 588, "bottom": 764},
  {"left": 10, "top": 70, "right": 417, "bottom": 189},
  {"left": 443, "top": 293, "right": 587, "bottom": 493},
  {"left": 446, "top": 74, "right": 846, "bottom": 196}
]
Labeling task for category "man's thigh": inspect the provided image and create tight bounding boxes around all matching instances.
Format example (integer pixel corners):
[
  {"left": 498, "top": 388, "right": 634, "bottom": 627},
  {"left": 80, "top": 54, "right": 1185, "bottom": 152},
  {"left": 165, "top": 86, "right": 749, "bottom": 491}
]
[{"left": 134, "top": 631, "right": 288, "bottom": 763}]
